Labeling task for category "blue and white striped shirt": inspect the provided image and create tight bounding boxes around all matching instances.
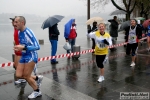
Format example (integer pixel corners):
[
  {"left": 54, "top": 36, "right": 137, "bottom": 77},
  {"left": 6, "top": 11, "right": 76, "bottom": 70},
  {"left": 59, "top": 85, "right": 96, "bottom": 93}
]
[{"left": 19, "top": 27, "right": 40, "bottom": 55}]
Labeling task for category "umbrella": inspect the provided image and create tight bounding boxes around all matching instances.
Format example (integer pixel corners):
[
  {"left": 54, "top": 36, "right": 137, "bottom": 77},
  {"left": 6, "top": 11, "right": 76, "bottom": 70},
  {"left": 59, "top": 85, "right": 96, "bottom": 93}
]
[
  {"left": 41, "top": 15, "right": 64, "bottom": 29},
  {"left": 64, "top": 19, "right": 75, "bottom": 38},
  {"left": 119, "top": 20, "right": 130, "bottom": 31},
  {"left": 86, "top": 17, "right": 104, "bottom": 25},
  {"left": 142, "top": 19, "right": 150, "bottom": 28},
  {"left": 108, "top": 19, "right": 113, "bottom": 22},
  {"left": 135, "top": 17, "right": 145, "bottom": 21},
  {"left": 110, "top": 10, "right": 126, "bottom": 16}
]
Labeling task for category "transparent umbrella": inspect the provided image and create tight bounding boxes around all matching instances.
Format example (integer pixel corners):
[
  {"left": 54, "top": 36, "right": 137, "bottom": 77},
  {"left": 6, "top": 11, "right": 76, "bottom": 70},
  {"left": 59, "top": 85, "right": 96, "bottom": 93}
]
[
  {"left": 109, "top": 10, "right": 126, "bottom": 16},
  {"left": 86, "top": 17, "right": 104, "bottom": 25},
  {"left": 135, "top": 17, "right": 145, "bottom": 21}
]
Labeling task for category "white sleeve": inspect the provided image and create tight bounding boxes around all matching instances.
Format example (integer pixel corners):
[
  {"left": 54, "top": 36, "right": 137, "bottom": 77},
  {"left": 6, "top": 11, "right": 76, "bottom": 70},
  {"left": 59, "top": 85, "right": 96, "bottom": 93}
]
[
  {"left": 108, "top": 36, "right": 112, "bottom": 46},
  {"left": 87, "top": 32, "right": 95, "bottom": 39}
]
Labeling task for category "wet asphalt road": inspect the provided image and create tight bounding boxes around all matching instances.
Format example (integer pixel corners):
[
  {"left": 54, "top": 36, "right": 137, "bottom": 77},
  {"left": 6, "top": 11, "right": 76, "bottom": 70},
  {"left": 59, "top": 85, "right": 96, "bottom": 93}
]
[{"left": 0, "top": 32, "right": 150, "bottom": 100}]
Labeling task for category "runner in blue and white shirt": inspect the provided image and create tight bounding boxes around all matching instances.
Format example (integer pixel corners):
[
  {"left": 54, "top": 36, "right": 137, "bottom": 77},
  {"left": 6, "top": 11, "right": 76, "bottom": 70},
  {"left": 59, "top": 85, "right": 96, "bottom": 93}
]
[
  {"left": 18, "top": 27, "right": 39, "bottom": 63},
  {"left": 14, "top": 16, "right": 43, "bottom": 99},
  {"left": 146, "top": 23, "right": 150, "bottom": 51}
]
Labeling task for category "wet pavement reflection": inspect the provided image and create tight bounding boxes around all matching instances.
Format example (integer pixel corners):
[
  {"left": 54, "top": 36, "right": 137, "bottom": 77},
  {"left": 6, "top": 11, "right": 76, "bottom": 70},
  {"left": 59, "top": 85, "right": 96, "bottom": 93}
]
[{"left": 0, "top": 40, "right": 150, "bottom": 100}]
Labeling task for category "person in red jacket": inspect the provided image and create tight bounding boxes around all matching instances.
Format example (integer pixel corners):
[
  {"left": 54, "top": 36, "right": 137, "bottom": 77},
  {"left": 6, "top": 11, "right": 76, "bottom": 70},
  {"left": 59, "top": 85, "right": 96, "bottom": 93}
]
[{"left": 64, "top": 19, "right": 77, "bottom": 59}]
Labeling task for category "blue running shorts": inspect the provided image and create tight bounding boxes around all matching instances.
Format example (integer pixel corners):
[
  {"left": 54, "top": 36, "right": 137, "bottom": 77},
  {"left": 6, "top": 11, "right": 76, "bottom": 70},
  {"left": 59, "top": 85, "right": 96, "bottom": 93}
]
[{"left": 19, "top": 54, "right": 38, "bottom": 63}]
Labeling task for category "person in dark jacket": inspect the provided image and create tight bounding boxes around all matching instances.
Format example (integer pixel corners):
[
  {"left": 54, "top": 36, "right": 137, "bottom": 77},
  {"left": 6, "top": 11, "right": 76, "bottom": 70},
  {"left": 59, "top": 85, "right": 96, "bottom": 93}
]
[
  {"left": 125, "top": 19, "right": 142, "bottom": 67},
  {"left": 108, "top": 16, "right": 119, "bottom": 50},
  {"left": 91, "top": 21, "right": 98, "bottom": 53},
  {"left": 87, "top": 25, "right": 91, "bottom": 33},
  {"left": 49, "top": 24, "right": 60, "bottom": 64}
]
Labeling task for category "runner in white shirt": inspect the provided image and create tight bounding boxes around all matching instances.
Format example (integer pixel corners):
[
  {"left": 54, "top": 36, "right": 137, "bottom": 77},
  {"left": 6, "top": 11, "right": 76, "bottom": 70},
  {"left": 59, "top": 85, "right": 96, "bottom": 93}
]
[{"left": 125, "top": 19, "right": 142, "bottom": 67}]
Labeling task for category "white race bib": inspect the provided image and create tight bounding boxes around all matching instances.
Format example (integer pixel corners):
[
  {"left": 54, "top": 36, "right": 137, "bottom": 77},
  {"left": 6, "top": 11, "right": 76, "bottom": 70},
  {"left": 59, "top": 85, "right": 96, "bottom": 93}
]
[
  {"left": 128, "top": 32, "right": 136, "bottom": 43},
  {"left": 97, "top": 41, "right": 106, "bottom": 49}
]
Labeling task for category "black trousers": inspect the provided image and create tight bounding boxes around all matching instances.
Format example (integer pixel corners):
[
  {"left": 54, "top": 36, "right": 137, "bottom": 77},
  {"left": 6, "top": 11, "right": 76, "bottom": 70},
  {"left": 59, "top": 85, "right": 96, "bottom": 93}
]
[
  {"left": 96, "top": 55, "right": 106, "bottom": 68},
  {"left": 126, "top": 43, "right": 138, "bottom": 56}
]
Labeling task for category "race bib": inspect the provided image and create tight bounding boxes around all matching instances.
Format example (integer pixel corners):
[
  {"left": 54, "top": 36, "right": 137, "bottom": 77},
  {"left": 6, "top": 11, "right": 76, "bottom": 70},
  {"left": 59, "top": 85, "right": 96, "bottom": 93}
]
[
  {"left": 129, "top": 32, "right": 136, "bottom": 43},
  {"left": 129, "top": 35, "right": 136, "bottom": 41},
  {"left": 97, "top": 41, "right": 106, "bottom": 49}
]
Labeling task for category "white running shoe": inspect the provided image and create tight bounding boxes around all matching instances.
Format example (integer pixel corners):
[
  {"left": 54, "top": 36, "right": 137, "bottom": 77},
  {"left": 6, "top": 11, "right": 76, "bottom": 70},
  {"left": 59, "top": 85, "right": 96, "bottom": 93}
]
[
  {"left": 14, "top": 80, "right": 21, "bottom": 85},
  {"left": 20, "top": 79, "right": 26, "bottom": 83},
  {"left": 130, "top": 62, "right": 135, "bottom": 67},
  {"left": 28, "top": 91, "right": 42, "bottom": 99},
  {"left": 37, "top": 75, "right": 43, "bottom": 88},
  {"left": 97, "top": 76, "right": 104, "bottom": 82},
  {"left": 15, "top": 79, "right": 26, "bottom": 85}
]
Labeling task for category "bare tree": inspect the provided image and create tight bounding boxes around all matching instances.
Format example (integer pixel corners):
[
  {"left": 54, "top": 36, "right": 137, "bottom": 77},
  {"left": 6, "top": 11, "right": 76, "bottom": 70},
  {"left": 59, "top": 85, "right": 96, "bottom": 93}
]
[
  {"left": 135, "top": 0, "right": 150, "bottom": 19},
  {"left": 81, "top": 0, "right": 135, "bottom": 20},
  {"left": 90, "top": 0, "right": 110, "bottom": 10},
  {"left": 81, "top": 0, "right": 150, "bottom": 20},
  {"left": 111, "top": 0, "right": 136, "bottom": 20}
]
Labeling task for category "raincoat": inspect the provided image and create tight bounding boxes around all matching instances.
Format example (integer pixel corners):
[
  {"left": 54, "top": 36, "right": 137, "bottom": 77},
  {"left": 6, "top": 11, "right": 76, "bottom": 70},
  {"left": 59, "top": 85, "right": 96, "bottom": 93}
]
[{"left": 64, "top": 19, "right": 76, "bottom": 40}]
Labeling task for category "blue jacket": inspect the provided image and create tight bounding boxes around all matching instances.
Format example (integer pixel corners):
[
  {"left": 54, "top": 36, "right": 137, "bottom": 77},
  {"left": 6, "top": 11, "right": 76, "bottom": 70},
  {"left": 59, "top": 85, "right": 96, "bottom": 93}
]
[{"left": 64, "top": 19, "right": 75, "bottom": 39}]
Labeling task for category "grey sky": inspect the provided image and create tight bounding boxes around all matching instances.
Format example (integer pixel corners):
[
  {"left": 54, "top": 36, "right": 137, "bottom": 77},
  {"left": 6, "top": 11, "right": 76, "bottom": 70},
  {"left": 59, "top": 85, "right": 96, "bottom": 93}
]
[{"left": 0, "top": 0, "right": 116, "bottom": 17}]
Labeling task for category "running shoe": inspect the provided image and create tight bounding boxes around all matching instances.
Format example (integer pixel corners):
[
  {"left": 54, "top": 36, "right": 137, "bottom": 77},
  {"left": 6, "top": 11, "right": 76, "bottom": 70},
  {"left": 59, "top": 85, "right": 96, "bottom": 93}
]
[
  {"left": 130, "top": 62, "right": 135, "bottom": 67},
  {"left": 37, "top": 75, "right": 43, "bottom": 88},
  {"left": 28, "top": 91, "right": 42, "bottom": 99},
  {"left": 97, "top": 76, "right": 104, "bottom": 82},
  {"left": 15, "top": 79, "right": 26, "bottom": 85}
]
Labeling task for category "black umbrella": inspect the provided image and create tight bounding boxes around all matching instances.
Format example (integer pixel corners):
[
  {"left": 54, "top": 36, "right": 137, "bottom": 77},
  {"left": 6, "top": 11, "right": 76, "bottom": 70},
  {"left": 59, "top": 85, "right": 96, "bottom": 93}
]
[
  {"left": 41, "top": 15, "right": 64, "bottom": 29},
  {"left": 108, "top": 19, "right": 113, "bottom": 22},
  {"left": 119, "top": 20, "right": 130, "bottom": 31}
]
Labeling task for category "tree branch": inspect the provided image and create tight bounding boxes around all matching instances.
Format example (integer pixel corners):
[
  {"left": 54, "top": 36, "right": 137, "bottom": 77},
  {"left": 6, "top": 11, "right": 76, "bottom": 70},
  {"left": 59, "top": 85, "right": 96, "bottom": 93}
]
[
  {"left": 123, "top": 0, "right": 127, "bottom": 9},
  {"left": 111, "top": 0, "right": 126, "bottom": 12},
  {"left": 130, "top": 1, "right": 136, "bottom": 13}
]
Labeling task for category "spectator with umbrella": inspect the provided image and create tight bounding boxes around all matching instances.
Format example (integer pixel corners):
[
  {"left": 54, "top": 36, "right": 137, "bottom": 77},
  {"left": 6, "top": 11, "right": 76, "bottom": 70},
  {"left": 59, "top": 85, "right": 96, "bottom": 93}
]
[
  {"left": 41, "top": 15, "right": 64, "bottom": 64},
  {"left": 108, "top": 16, "right": 119, "bottom": 51},
  {"left": 64, "top": 19, "right": 77, "bottom": 59},
  {"left": 49, "top": 24, "right": 60, "bottom": 64},
  {"left": 91, "top": 21, "right": 98, "bottom": 54}
]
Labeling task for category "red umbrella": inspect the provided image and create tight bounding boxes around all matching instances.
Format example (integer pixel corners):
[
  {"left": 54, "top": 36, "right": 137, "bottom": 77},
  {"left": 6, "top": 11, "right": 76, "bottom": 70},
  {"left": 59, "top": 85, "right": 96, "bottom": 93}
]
[{"left": 142, "top": 19, "right": 150, "bottom": 28}]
